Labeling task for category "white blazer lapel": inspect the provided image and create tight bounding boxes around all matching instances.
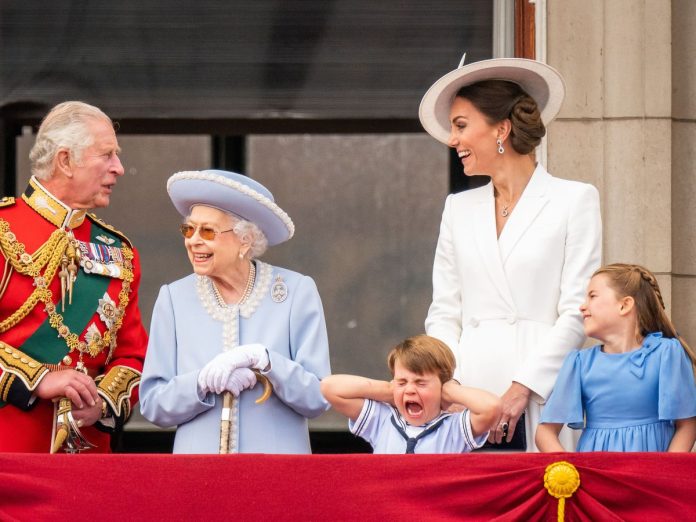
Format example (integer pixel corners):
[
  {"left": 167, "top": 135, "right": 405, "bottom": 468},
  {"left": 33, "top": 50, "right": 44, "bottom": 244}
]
[
  {"left": 498, "top": 164, "right": 551, "bottom": 264},
  {"left": 472, "top": 183, "right": 516, "bottom": 308}
]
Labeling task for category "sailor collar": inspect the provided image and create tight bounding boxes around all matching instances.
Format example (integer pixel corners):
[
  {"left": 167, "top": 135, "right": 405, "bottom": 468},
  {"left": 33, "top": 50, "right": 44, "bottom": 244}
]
[{"left": 22, "top": 176, "right": 87, "bottom": 229}]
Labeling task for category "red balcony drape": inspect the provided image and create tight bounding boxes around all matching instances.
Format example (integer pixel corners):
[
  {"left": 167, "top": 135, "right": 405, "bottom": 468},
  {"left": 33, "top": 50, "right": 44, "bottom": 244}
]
[{"left": 1, "top": 452, "right": 693, "bottom": 521}]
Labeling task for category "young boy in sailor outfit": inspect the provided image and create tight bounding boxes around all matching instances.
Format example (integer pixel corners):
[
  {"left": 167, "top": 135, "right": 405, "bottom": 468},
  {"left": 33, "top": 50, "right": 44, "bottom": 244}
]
[{"left": 321, "top": 335, "right": 501, "bottom": 453}]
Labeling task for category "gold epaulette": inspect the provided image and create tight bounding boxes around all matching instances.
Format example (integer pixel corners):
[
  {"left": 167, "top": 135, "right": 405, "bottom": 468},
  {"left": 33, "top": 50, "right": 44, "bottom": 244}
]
[
  {"left": 96, "top": 365, "right": 141, "bottom": 419},
  {"left": 0, "top": 197, "right": 16, "bottom": 208},
  {"left": 0, "top": 341, "right": 48, "bottom": 390},
  {"left": 87, "top": 213, "right": 133, "bottom": 248}
]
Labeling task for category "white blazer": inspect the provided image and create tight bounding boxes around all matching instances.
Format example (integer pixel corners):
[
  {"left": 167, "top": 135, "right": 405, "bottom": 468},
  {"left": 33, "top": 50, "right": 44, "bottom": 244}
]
[{"left": 425, "top": 164, "right": 602, "bottom": 449}]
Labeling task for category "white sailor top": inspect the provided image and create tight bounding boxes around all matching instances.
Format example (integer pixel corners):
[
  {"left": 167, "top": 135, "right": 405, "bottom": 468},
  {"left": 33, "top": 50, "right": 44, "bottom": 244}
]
[{"left": 349, "top": 399, "right": 488, "bottom": 454}]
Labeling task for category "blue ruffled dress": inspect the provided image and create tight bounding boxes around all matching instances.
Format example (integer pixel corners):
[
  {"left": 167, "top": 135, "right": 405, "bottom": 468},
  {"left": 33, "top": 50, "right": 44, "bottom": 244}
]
[{"left": 540, "top": 332, "right": 696, "bottom": 451}]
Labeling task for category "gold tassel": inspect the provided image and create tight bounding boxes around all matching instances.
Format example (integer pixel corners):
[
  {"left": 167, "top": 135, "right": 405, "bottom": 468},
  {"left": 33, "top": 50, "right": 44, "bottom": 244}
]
[
  {"left": 66, "top": 240, "right": 79, "bottom": 305},
  {"left": 59, "top": 255, "right": 68, "bottom": 311},
  {"left": 544, "top": 461, "right": 580, "bottom": 522}
]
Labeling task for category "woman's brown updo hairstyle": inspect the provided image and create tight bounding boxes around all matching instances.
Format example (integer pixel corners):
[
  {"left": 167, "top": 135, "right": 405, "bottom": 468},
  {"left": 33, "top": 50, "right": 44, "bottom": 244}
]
[{"left": 456, "top": 80, "right": 545, "bottom": 155}]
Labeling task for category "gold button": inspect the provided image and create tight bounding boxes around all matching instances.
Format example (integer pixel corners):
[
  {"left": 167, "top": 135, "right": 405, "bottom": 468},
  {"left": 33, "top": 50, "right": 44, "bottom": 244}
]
[
  {"left": 28, "top": 362, "right": 37, "bottom": 368},
  {"left": 62, "top": 355, "right": 72, "bottom": 365},
  {"left": 20, "top": 357, "right": 28, "bottom": 364}
]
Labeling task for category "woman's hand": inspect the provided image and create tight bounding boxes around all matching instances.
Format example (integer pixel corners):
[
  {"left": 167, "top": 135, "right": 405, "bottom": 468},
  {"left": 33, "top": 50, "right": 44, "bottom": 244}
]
[
  {"left": 224, "top": 368, "right": 258, "bottom": 397},
  {"left": 489, "top": 381, "right": 530, "bottom": 444},
  {"left": 198, "top": 344, "right": 269, "bottom": 395}
]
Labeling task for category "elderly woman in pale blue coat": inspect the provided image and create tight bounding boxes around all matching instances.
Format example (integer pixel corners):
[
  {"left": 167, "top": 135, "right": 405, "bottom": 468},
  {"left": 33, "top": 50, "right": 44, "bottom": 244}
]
[{"left": 140, "top": 170, "right": 331, "bottom": 453}]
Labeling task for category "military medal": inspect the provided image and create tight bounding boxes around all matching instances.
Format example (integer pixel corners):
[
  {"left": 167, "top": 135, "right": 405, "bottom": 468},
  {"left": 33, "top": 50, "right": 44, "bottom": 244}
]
[
  {"left": 78, "top": 240, "right": 125, "bottom": 279},
  {"left": 96, "top": 234, "right": 115, "bottom": 245},
  {"left": 98, "top": 293, "right": 117, "bottom": 329}
]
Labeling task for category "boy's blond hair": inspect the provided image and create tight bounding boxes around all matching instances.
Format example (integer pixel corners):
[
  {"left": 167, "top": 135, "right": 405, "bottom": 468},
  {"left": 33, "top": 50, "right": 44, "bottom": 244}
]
[{"left": 387, "top": 335, "right": 455, "bottom": 384}]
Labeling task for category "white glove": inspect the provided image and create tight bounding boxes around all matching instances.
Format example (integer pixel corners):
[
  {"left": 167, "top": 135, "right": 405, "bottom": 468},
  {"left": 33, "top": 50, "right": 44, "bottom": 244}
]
[
  {"left": 198, "top": 343, "right": 269, "bottom": 395},
  {"left": 225, "top": 368, "right": 258, "bottom": 397}
]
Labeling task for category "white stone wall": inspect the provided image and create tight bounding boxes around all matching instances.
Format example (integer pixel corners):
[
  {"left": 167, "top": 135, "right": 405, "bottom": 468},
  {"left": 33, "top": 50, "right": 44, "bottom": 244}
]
[
  {"left": 671, "top": 0, "right": 696, "bottom": 345},
  {"left": 545, "top": 0, "right": 696, "bottom": 341}
]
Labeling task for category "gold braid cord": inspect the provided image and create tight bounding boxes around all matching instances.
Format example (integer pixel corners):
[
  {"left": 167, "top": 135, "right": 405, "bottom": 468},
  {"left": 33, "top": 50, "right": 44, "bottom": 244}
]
[
  {"left": 0, "top": 219, "right": 134, "bottom": 364},
  {"left": 96, "top": 366, "right": 141, "bottom": 419},
  {"left": 0, "top": 223, "right": 68, "bottom": 332},
  {"left": 0, "top": 340, "right": 48, "bottom": 390}
]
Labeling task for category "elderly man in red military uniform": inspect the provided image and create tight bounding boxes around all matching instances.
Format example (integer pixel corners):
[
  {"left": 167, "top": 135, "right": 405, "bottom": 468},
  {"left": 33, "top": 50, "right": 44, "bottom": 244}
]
[{"left": 0, "top": 101, "right": 148, "bottom": 453}]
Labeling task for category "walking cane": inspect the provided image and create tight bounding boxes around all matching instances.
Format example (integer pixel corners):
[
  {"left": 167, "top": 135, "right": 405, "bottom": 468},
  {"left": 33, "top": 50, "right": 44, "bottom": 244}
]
[{"left": 219, "top": 372, "right": 272, "bottom": 454}]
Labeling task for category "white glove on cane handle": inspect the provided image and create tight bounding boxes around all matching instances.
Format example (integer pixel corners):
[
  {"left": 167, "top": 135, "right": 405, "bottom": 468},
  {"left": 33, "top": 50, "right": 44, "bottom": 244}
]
[
  {"left": 198, "top": 343, "right": 269, "bottom": 395},
  {"left": 224, "top": 368, "right": 258, "bottom": 397}
]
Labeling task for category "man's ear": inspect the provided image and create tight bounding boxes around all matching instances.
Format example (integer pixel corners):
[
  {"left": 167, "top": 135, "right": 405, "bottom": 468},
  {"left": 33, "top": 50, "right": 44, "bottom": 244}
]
[
  {"left": 55, "top": 149, "right": 73, "bottom": 177},
  {"left": 619, "top": 296, "right": 635, "bottom": 316}
]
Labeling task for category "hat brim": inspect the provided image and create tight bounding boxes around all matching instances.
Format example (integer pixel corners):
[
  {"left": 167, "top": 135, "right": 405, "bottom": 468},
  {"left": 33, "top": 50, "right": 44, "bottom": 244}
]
[
  {"left": 167, "top": 171, "right": 294, "bottom": 246},
  {"left": 419, "top": 58, "right": 566, "bottom": 145}
]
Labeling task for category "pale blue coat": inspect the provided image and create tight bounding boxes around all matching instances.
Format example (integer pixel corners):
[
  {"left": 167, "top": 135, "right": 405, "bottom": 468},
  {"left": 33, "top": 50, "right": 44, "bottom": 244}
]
[{"left": 140, "top": 261, "right": 331, "bottom": 453}]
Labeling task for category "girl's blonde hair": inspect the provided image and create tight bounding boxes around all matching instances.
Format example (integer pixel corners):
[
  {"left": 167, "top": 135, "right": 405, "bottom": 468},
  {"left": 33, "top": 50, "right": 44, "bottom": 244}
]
[{"left": 594, "top": 263, "right": 696, "bottom": 376}]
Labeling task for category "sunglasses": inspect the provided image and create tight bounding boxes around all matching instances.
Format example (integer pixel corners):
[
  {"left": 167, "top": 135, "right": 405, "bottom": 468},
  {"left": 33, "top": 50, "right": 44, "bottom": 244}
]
[{"left": 179, "top": 223, "right": 235, "bottom": 241}]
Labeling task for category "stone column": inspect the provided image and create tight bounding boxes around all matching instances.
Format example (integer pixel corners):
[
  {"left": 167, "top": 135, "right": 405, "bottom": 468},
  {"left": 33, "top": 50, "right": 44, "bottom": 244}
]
[
  {"left": 672, "top": 0, "right": 696, "bottom": 343},
  {"left": 545, "top": 1, "right": 684, "bottom": 332}
]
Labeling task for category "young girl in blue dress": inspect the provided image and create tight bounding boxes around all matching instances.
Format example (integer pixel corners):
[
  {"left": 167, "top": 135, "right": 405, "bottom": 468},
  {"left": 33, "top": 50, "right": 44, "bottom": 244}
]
[{"left": 536, "top": 263, "right": 696, "bottom": 452}]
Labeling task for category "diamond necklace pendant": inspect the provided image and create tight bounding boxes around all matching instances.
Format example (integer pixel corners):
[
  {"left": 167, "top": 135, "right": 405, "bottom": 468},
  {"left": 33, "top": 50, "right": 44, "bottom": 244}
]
[{"left": 501, "top": 206, "right": 510, "bottom": 217}]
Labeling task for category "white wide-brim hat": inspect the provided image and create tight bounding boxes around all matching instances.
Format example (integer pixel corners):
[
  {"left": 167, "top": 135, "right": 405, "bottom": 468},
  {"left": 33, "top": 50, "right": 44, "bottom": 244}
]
[
  {"left": 419, "top": 57, "right": 566, "bottom": 145},
  {"left": 167, "top": 169, "right": 294, "bottom": 246}
]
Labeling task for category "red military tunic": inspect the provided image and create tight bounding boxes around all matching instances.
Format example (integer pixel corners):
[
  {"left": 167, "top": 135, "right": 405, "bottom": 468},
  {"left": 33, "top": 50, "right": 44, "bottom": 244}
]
[{"left": 0, "top": 177, "right": 148, "bottom": 452}]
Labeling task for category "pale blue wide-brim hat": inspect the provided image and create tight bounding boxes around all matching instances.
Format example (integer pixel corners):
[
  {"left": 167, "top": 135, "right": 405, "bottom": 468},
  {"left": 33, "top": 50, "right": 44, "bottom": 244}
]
[
  {"left": 167, "top": 169, "right": 294, "bottom": 246},
  {"left": 419, "top": 57, "right": 566, "bottom": 145}
]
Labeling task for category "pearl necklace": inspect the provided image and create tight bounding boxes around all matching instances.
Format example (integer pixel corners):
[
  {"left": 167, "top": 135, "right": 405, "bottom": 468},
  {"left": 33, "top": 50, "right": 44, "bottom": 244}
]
[
  {"left": 195, "top": 260, "right": 271, "bottom": 454},
  {"left": 211, "top": 261, "right": 256, "bottom": 307}
]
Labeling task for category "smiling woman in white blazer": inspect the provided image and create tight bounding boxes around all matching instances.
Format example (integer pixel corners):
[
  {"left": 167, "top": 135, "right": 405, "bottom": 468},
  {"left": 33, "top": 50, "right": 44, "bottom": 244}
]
[{"left": 419, "top": 58, "right": 602, "bottom": 451}]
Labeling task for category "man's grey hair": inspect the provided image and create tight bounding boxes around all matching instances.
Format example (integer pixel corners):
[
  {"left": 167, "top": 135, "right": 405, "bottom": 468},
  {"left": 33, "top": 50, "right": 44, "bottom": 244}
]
[{"left": 29, "top": 101, "right": 114, "bottom": 180}]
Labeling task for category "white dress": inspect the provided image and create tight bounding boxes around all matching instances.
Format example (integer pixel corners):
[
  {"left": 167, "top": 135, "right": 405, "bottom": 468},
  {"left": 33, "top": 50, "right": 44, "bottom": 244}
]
[{"left": 425, "top": 164, "right": 602, "bottom": 451}]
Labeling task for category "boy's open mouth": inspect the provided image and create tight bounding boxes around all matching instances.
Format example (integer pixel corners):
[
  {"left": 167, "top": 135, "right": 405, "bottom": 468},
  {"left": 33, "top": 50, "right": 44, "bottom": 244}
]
[{"left": 405, "top": 401, "right": 423, "bottom": 416}]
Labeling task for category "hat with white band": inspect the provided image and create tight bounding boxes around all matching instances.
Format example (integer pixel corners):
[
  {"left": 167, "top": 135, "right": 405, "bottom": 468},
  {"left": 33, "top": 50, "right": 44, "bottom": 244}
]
[
  {"left": 419, "top": 57, "right": 566, "bottom": 145},
  {"left": 167, "top": 170, "right": 294, "bottom": 246}
]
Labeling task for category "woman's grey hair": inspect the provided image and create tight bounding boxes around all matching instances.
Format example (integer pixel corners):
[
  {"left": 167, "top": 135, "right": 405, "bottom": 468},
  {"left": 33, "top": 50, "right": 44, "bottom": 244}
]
[
  {"left": 232, "top": 217, "right": 268, "bottom": 260},
  {"left": 29, "top": 101, "right": 114, "bottom": 180}
]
